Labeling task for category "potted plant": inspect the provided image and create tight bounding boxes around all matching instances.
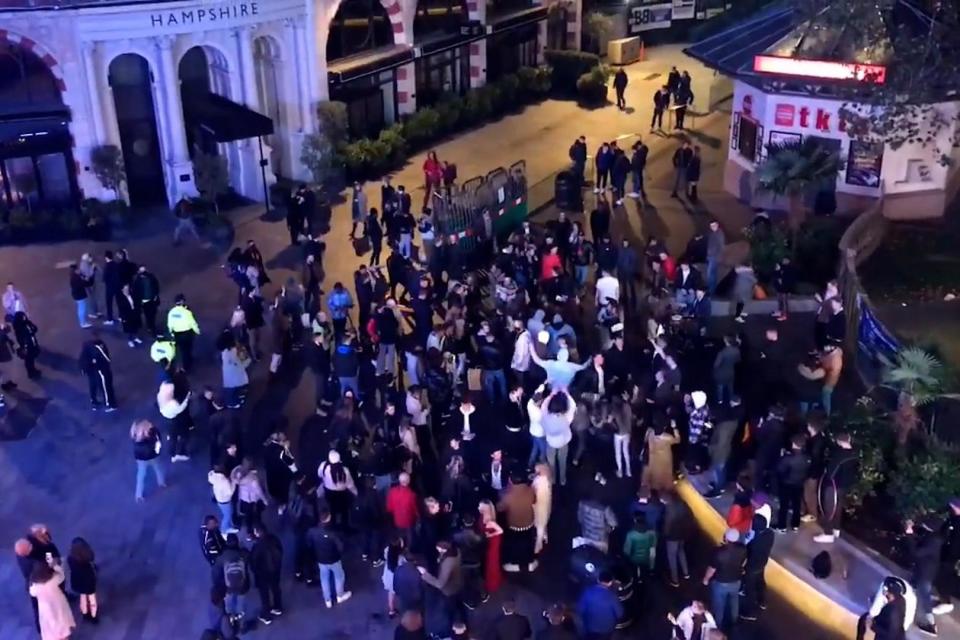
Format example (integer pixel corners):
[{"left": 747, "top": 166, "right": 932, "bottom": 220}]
[
  {"left": 584, "top": 11, "right": 615, "bottom": 57},
  {"left": 756, "top": 139, "right": 842, "bottom": 231},
  {"left": 300, "top": 101, "right": 349, "bottom": 191}
]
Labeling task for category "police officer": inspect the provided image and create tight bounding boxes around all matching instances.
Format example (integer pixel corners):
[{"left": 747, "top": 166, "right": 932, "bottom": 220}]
[
  {"left": 167, "top": 294, "right": 200, "bottom": 372},
  {"left": 79, "top": 332, "right": 117, "bottom": 411},
  {"left": 150, "top": 334, "right": 177, "bottom": 381}
]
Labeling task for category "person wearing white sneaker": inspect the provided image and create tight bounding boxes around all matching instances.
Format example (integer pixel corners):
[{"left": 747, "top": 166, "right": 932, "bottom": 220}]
[
  {"left": 611, "top": 395, "right": 632, "bottom": 479},
  {"left": 208, "top": 465, "right": 236, "bottom": 533},
  {"left": 307, "top": 509, "right": 350, "bottom": 608},
  {"left": 904, "top": 516, "right": 949, "bottom": 636},
  {"left": 116, "top": 284, "right": 142, "bottom": 348},
  {"left": 814, "top": 431, "right": 858, "bottom": 544},
  {"left": 69, "top": 264, "right": 94, "bottom": 329}
]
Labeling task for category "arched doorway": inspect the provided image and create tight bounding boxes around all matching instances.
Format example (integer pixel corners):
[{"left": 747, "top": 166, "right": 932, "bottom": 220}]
[
  {"left": 254, "top": 36, "right": 284, "bottom": 177},
  {"left": 107, "top": 53, "right": 165, "bottom": 207},
  {"left": 327, "top": 0, "right": 399, "bottom": 138},
  {"left": 179, "top": 45, "right": 233, "bottom": 156}
]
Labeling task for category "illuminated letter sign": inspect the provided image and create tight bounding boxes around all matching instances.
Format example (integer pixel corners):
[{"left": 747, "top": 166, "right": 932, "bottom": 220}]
[{"left": 753, "top": 55, "right": 886, "bottom": 84}]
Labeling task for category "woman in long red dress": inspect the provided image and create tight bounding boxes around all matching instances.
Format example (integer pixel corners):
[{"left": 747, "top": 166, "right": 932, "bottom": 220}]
[
  {"left": 422, "top": 151, "right": 442, "bottom": 206},
  {"left": 478, "top": 500, "right": 503, "bottom": 594}
]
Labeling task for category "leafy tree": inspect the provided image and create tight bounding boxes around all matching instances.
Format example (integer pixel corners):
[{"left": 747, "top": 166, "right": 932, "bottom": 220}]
[
  {"left": 300, "top": 101, "right": 349, "bottom": 184},
  {"left": 584, "top": 11, "right": 615, "bottom": 55},
  {"left": 192, "top": 153, "right": 229, "bottom": 215},
  {"left": 756, "top": 138, "right": 841, "bottom": 229},
  {"left": 785, "top": 0, "right": 960, "bottom": 165},
  {"left": 90, "top": 145, "right": 127, "bottom": 198}
]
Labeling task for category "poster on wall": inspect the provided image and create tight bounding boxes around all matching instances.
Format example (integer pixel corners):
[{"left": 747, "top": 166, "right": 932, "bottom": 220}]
[
  {"left": 769, "top": 130, "right": 801, "bottom": 149},
  {"left": 845, "top": 140, "right": 884, "bottom": 188},
  {"left": 731, "top": 113, "right": 741, "bottom": 150},
  {"left": 628, "top": 1, "right": 673, "bottom": 33},
  {"left": 673, "top": 0, "right": 696, "bottom": 19}
]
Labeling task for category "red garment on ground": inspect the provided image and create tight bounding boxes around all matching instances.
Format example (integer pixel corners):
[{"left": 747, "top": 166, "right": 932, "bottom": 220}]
[{"left": 386, "top": 485, "right": 419, "bottom": 529}]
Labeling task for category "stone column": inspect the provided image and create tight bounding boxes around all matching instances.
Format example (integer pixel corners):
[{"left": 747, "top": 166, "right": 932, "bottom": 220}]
[
  {"left": 153, "top": 35, "right": 196, "bottom": 203},
  {"left": 80, "top": 41, "right": 107, "bottom": 145},
  {"left": 396, "top": 62, "right": 416, "bottom": 116},
  {"left": 285, "top": 18, "right": 311, "bottom": 132},
  {"left": 234, "top": 26, "right": 260, "bottom": 111}
]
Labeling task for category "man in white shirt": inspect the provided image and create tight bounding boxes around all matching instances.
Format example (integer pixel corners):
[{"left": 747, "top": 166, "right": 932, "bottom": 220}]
[
  {"left": 595, "top": 270, "right": 620, "bottom": 308},
  {"left": 511, "top": 321, "right": 532, "bottom": 389}
]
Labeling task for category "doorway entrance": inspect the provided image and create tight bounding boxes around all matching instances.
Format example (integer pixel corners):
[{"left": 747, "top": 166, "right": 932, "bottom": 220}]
[{"left": 108, "top": 53, "right": 165, "bottom": 207}]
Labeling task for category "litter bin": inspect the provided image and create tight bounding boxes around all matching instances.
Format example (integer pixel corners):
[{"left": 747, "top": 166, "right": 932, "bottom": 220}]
[{"left": 555, "top": 170, "right": 583, "bottom": 212}]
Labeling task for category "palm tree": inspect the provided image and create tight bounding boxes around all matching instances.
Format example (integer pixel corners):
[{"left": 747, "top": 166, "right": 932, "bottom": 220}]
[
  {"left": 881, "top": 347, "right": 957, "bottom": 443},
  {"left": 755, "top": 138, "right": 841, "bottom": 230}
]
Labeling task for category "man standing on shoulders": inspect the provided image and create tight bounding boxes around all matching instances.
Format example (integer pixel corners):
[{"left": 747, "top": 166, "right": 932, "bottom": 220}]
[{"left": 613, "top": 68, "right": 628, "bottom": 111}]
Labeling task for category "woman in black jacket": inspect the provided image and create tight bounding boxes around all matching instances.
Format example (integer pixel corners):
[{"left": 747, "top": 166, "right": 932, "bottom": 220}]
[
  {"left": 131, "top": 419, "right": 166, "bottom": 502},
  {"left": 12, "top": 311, "right": 40, "bottom": 378}
]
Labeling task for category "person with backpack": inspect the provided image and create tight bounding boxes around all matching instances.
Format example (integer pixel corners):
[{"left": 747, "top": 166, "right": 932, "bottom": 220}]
[
  {"left": 308, "top": 509, "right": 352, "bottom": 608},
  {"left": 212, "top": 533, "right": 252, "bottom": 629},
  {"left": 250, "top": 524, "right": 284, "bottom": 625}
]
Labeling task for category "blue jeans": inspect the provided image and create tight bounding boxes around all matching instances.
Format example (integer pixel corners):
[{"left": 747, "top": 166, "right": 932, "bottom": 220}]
[
  {"left": 399, "top": 233, "right": 412, "bottom": 259},
  {"left": 711, "top": 461, "right": 727, "bottom": 490},
  {"left": 707, "top": 258, "right": 720, "bottom": 294},
  {"left": 135, "top": 458, "right": 166, "bottom": 500},
  {"left": 529, "top": 436, "right": 547, "bottom": 468},
  {"left": 318, "top": 561, "right": 346, "bottom": 604},
  {"left": 675, "top": 289, "right": 695, "bottom": 309},
  {"left": 711, "top": 580, "right": 741, "bottom": 630},
  {"left": 374, "top": 473, "right": 393, "bottom": 495},
  {"left": 224, "top": 592, "right": 247, "bottom": 620},
  {"left": 483, "top": 369, "right": 507, "bottom": 403},
  {"left": 217, "top": 501, "right": 234, "bottom": 532},
  {"left": 75, "top": 298, "right": 89, "bottom": 326},
  {"left": 716, "top": 381, "right": 733, "bottom": 405},
  {"left": 574, "top": 265, "right": 588, "bottom": 287},
  {"left": 822, "top": 385, "right": 834, "bottom": 415},
  {"left": 338, "top": 376, "right": 359, "bottom": 397}
]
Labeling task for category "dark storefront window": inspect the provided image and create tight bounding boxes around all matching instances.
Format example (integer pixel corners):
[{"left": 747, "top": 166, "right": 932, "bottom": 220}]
[
  {"left": 415, "top": 46, "right": 470, "bottom": 106},
  {"left": 327, "top": 0, "right": 395, "bottom": 61},
  {"left": 0, "top": 41, "right": 78, "bottom": 217},
  {"left": 330, "top": 71, "right": 398, "bottom": 139},
  {"left": 487, "top": 24, "right": 539, "bottom": 81},
  {"left": 487, "top": 0, "right": 535, "bottom": 19},
  {"left": 414, "top": 0, "right": 469, "bottom": 39}
]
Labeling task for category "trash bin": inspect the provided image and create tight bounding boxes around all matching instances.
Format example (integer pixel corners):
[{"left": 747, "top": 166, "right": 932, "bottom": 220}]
[{"left": 555, "top": 170, "right": 583, "bottom": 212}]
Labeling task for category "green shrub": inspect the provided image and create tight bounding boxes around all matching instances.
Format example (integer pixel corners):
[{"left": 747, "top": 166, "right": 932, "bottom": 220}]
[
  {"left": 890, "top": 441, "right": 960, "bottom": 520},
  {"left": 745, "top": 221, "right": 790, "bottom": 283},
  {"left": 377, "top": 124, "right": 407, "bottom": 163},
  {"left": 403, "top": 107, "right": 442, "bottom": 147},
  {"left": 435, "top": 95, "right": 464, "bottom": 132},
  {"left": 496, "top": 73, "right": 521, "bottom": 110},
  {"left": 463, "top": 87, "right": 493, "bottom": 124},
  {"left": 842, "top": 397, "right": 895, "bottom": 510},
  {"left": 545, "top": 49, "right": 600, "bottom": 95},
  {"left": 576, "top": 66, "right": 610, "bottom": 105},
  {"left": 482, "top": 83, "right": 504, "bottom": 115}
]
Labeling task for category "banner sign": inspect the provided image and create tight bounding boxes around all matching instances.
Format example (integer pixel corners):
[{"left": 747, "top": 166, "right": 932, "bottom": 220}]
[
  {"left": 628, "top": 2, "right": 672, "bottom": 33},
  {"left": 673, "top": 0, "right": 696, "bottom": 20},
  {"left": 857, "top": 296, "right": 900, "bottom": 368}
]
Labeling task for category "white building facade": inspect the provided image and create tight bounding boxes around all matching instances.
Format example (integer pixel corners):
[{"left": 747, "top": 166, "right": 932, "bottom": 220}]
[{"left": 0, "top": 0, "right": 580, "bottom": 211}]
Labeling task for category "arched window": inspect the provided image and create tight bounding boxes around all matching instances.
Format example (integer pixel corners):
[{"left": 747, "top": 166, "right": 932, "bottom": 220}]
[
  {"left": 0, "top": 41, "right": 62, "bottom": 113},
  {"left": 413, "top": 0, "right": 469, "bottom": 41},
  {"left": 327, "top": 0, "right": 395, "bottom": 61}
]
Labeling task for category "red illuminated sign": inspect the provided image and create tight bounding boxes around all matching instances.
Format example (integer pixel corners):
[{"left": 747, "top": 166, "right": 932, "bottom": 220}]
[
  {"left": 753, "top": 55, "right": 887, "bottom": 84},
  {"left": 774, "top": 104, "right": 795, "bottom": 126}
]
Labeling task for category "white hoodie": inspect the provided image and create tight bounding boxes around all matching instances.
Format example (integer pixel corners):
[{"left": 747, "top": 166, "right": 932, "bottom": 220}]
[{"left": 512, "top": 330, "right": 532, "bottom": 372}]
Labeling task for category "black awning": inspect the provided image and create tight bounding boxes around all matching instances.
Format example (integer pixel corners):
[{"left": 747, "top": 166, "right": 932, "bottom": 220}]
[
  {"left": 328, "top": 46, "right": 416, "bottom": 84},
  {"left": 182, "top": 93, "right": 273, "bottom": 143},
  {"left": 489, "top": 6, "right": 548, "bottom": 33},
  {"left": 683, "top": 5, "right": 797, "bottom": 77}
]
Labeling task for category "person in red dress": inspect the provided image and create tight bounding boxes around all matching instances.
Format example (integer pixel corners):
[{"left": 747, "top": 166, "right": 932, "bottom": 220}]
[
  {"left": 478, "top": 500, "right": 503, "bottom": 594},
  {"left": 422, "top": 151, "right": 443, "bottom": 207}
]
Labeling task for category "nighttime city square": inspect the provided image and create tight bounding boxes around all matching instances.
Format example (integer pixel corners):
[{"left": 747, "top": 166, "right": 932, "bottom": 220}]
[{"left": 1, "top": 1, "right": 960, "bottom": 639}]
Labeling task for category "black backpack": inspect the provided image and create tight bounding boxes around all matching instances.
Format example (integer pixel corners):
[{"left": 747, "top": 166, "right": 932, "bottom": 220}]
[
  {"left": 811, "top": 550, "right": 832, "bottom": 579},
  {"left": 223, "top": 556, "right": 246, "bottom": 591}
]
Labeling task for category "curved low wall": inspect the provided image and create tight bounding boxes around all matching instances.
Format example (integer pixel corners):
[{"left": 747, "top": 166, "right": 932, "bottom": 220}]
[{"left": 676, "top": 479, "right": 859, "bottom": 640}]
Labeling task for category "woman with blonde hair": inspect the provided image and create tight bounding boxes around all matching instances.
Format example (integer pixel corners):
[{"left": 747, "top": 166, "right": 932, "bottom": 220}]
[
  {"left": 29, "top": 563, "right": 74, "bottom": 640},
  {"left": 532, "top": 463, "right": 553, "bottom": 554},
  {"left": 130, "top": 420, "right": 165, "bottom": 502}
]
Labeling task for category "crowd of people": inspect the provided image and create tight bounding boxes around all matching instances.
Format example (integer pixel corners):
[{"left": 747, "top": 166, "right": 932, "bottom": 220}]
[{"left": 5, "top": 99, "right": 960, "bottom": 640}]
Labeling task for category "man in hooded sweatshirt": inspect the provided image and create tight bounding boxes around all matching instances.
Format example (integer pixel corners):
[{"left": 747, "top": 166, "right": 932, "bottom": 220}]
[{"left": 741, "top": 508, "right": 775, "bottom": 621}]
